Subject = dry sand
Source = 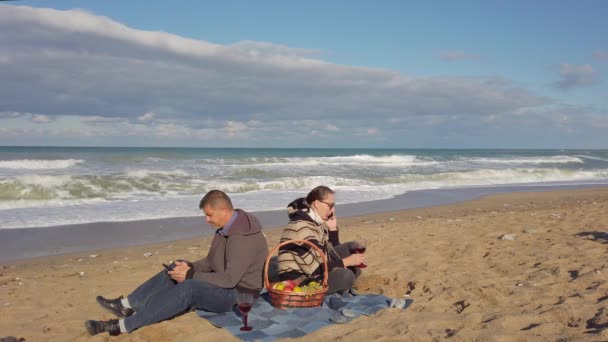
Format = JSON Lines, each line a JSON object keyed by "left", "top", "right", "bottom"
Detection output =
{"left": 1, "top": 187, "right": 607, "bottom": 341}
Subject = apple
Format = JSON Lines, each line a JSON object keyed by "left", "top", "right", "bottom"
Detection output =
{"left": 282, "top": 280, "right": 296, "bottom": 291}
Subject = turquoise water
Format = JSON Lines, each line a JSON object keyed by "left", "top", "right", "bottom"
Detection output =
{"left": 1, "top": 147, "right": 608, "bottom": 228}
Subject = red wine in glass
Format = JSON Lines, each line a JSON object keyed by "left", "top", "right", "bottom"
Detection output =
{"left": 237, "top": 292, "right": 253, "bottom": 331}
{"left": 354, "top": 241, "right": 367, "bottom": 268}
{"left": 238, "top": 303, "right": 252, "bottom": 314}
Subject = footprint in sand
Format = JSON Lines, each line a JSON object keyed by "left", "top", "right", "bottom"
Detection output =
{"left": 453, "top": 300, "right": 470, "bottom": 314}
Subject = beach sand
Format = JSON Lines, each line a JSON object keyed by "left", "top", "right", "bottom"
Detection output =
{"left": 1, "top": 187, "right": 607, "bottom": 341}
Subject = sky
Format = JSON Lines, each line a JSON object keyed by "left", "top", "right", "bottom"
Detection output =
{"left": 0, "top": 1, "right": 607, "bottom": 148}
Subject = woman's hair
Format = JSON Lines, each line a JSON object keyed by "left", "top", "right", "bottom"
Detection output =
{"left": 305, "top": 185, "right": 335, "bottom": 205}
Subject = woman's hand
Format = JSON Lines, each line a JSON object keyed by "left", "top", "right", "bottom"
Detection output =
{"left": 326, "top": 214, "right": 338, "bottom": 231}
{"left": 342, "top": 253, "right": 365, "bottom": 267}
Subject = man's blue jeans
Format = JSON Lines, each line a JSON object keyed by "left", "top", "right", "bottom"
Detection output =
{"left": 123, "top": 268, "right": 237, "bottom": 333}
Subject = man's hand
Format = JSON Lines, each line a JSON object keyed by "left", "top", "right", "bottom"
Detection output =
{"left": 168, "top": 260, "right": 191, "bottom": 283}
{"left": 325, "top": 214, "right": 338, "bottom": 231}
{"left": 342, "top": 253, "right": 365, "bottom": 267}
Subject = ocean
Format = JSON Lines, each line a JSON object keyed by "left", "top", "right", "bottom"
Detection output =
{"left": 1, "top": 147, "right": 608, "bottom": 229}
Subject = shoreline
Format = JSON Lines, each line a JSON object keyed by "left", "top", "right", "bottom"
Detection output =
{"left": 2, "top": 182, "right": 608, "bottom": 262}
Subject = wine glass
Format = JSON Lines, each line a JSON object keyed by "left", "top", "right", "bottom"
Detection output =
{"left": 237, "top": 292, "right": 253, "bottom": 331}
{"left": 353, "top": 239, "right": 367, "bottom": 268}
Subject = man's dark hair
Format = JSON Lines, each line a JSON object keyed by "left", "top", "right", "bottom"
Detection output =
{"left": 199, "top": 190, "right": 233, "bottom": 210}
{"left": 305, "top": 185, "right": 335, "bottom": 204}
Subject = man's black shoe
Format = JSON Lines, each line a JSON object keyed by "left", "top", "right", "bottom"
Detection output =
{"left": 96, "top": 295, "right": 134, "bottom": 318}
{"left": 85, "top": 319, "right": 121, "bottom": 336}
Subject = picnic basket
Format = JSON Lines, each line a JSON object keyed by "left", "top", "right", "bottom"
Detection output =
{"left": 264, "top": 239, "right": 328, "bottom": 309}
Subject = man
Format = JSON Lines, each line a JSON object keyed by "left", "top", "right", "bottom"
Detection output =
{"left": 85, "top": 190, "right": 268, "bottom": 336}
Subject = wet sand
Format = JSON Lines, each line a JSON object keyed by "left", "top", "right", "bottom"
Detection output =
{"left": 1, "top": 187, "right": 607, "bottom": 341}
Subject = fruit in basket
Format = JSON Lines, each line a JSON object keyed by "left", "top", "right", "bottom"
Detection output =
{"left": 308, "top": 281, "right": 320, "bottom": 288}
{"left": 283, "top": 280, "right": 296, "bottom": 291}
{"left": 294, "top": 281, "right": 323, "bottom": 294}
{"left": 272, "top": 280, "right": 298, "bottom": 292}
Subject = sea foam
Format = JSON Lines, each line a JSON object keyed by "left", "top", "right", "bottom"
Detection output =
{"left": 0, "top": 159, "right": 83, "bottom": 169}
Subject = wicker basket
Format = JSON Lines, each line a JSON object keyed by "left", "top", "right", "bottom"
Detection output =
{"left": 264, "top": 239, "right": 329, "bottom": 309}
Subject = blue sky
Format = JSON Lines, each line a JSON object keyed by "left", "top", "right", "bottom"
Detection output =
{"left": 0, "top": 1, "right": 607, "bottom": 148}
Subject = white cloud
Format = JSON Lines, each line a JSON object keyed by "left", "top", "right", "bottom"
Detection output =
{"left": 584, "top": 115, "right": 608, "bottom": 128}
{"left": 482, "top": 114, "right": 498, "bottom": 123}
{"left": 353, "top": 127, "right": 380, "bottom": 136}
{"left": 80, "top": 115, "right": 125, "bottom": 123}
{"left": 229, "top": 41, "right": 325, "bottom": 58}
{"left": 593, "top": 50, "right": 608, "bottom": 61}
{"left": 30, "top": 114, "right": 52, "bottom": 123}
{"left": 0, "top": 127, "right": 28, "bottom": 136}
{"left": 325, "top": 124, "right": 340, "bottom": 132}
{"left": 246, "top": 120, "right": 263, "bottom": 127}
{"left": 0, "top": 111, "right": 27, "bottom": 118}
{"left": 156, "top": 123, "right": 184, "bottom": 137}
{"left": 224, "top": 121, "right": 248, "bottom": 137}
{"left": 553, "top": 63, "right": 599, "bottom": 90}
{"left": 0, "top": 4, "right": 604, "bottom": 148}
{"left": 138, "top": 112, "right": 156, "bottom": 122}
{"left": 0, "top": 4, "right": 546, "bottom": 125}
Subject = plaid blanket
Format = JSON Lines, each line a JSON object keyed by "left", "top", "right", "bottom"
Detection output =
{"left": 197, "top": 291, "right": 412, "bottom": 341}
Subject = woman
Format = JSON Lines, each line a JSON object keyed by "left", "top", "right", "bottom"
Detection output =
{"left": 277, "top": 185, "right": 365, "bottom": 294}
